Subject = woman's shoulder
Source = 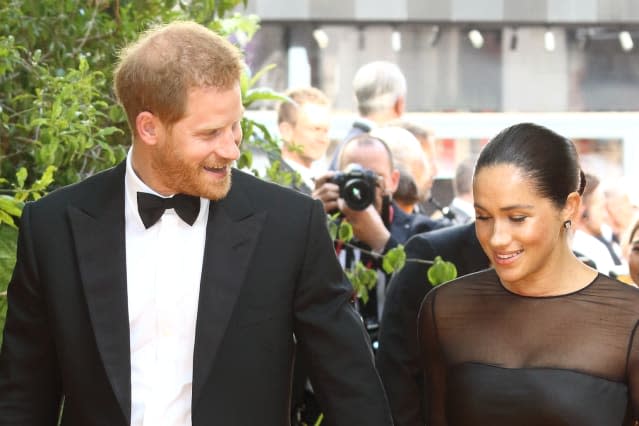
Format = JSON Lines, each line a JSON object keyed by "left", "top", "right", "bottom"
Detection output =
{"left": 425, "top": 268, "right": 498, "bottom": 303}
{"left": 593, "top": 273, "right": 639, "bottom": 297}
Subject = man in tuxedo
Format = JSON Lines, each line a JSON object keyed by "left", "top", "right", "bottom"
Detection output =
{"left": 376, "top": 222, "right": 489, "bottom": 426}
{"left": 0, "top": 22, "right": 392, "bottom": 426}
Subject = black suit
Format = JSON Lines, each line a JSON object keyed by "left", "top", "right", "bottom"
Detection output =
{"left": 389, "top": 206, "right": 446, "bottom": 247}
{"left": 376, "top": 222, "right": 489, "bottom": 426}
{"left": 0, "top": 162, "right": 392, "bottom": 426}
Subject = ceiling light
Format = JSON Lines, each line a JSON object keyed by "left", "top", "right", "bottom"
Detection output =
{"left": 391, "top": 28, "right": 402, "bottom": 52}
{"left": 312, "top": 28, "right": 329, "bottom": 49}
{"left": 619, "top": 31, "right": 634, "bottom": 51}
{"left": 544, "top": 29, "right": 556, "bottom": 52}
{"left": 468, "top": 29, "right": 484, "bottom": 49}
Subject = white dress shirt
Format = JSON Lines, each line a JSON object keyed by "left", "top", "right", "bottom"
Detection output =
{"left": 124, "top": 152, "right": 209, "bottom": 426}
{"left": 283, "top": 158, "right": 317, "bottom": 191}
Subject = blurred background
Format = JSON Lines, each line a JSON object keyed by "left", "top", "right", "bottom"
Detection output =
{"left": 239, "top": 0, "right": 639, "bottom": 185}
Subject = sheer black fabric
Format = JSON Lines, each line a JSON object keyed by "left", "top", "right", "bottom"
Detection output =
{"left": 419, "top": 269, "right": 639, "bottom": 426}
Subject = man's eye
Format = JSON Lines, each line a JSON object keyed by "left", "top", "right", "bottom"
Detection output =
{"left": 475, "top": 215, "right": 490, "bottom": 221}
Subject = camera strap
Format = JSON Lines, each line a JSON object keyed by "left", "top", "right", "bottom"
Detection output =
{"left": 381, "top": 195, "right": 393, "bottom": 229}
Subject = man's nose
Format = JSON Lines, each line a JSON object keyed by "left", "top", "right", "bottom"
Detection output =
{"left": 217, "top": 128, "right": 241, "bottom": 161}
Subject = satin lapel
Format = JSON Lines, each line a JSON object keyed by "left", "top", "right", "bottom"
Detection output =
{"left": 192, "top": 174, "right": 267, "bottom": 406}
{"left": 68, "top": 162, "right": 131, "bottom": 424}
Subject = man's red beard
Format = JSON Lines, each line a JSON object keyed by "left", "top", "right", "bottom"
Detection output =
{"left": 151, "top": 140, "right": 233, "bottom": 200}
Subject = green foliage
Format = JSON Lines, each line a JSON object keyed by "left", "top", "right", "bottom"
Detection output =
{"left": 0, "top": 225, "right": 18, "bottom": 347}
{"left": 346, "top": 262, "right": 378, "bottom": 305}
{"left": 329, "top": 216, "right": 459, "bottom": 300}
{"left": 427, "top": 256, "right": 458, "bottom": 286}
{"left": 382, "top": 245, "right": 406, "bottom": 275}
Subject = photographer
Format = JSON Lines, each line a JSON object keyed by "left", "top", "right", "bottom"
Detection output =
{"left": 313, "top": 134, "right": 440, "bottom": 341}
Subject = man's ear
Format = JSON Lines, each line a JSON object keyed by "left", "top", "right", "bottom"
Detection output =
{"left": 563, "top": 191, "right": 582, "bottom": 224}
{"left": 278, "top": 121, "right": 293, "bottom": 145}
{"left": 388, "top": 168, "right": 401, "bottom": 194}
{"left": 394, "top": 95, "right": 406, "bottom": 117}
{"left": 136, "top": 111, "right": 161, "bottom": 146}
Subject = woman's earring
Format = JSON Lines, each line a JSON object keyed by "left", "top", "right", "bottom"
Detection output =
{"left": 563, "top": 220, "right": 572, "bottom": 230}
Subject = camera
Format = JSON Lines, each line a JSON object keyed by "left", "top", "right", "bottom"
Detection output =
{"left": 331, "top": 164, "right": 379, "bottom": 211}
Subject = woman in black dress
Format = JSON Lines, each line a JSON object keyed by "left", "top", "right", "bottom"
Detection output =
{"left": 419, "top": 122, "right": 639, "bottom": 426}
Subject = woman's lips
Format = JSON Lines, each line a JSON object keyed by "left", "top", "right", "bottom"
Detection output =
{"left": 493, "top": 249, "right": 523, "bottom": 265}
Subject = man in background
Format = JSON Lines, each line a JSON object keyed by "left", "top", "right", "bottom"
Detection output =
{"left": 370, "top": 126, "right": 434, "bottom": 216}
{"left": 329, "top": 61, "right": 407, "bottom": 169}
{"left": 277, "top": 87, "right": 332, "bottom": 194}
{"left": 444, "top": 156, "right": 476, "bottom": 225}
{"left": 314, "top": 134, "right": 439, "bottom": 348}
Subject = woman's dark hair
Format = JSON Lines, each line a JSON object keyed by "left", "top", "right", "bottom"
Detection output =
{"left": 474, "top": 122, "right": 584, "bottom": 208}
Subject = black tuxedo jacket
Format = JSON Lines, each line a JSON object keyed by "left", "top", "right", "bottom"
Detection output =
{"left": 0, "top": 162, "right": 392, "bottom": 426}
{"left": 375, "top": 222, "right": 489, "bottom": 426}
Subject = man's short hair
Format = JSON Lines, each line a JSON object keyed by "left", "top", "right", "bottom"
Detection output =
{"left": 277, "top": 87, "right": 330, "bottom": 125}
{"left": 338, "top": 133, "right": 394, "bottom": 172}
{"left": 388, "top": 119, "right": 434, "bottom": 144}
{"left": 113, "top": 21, "right": 244, "bottom": 136}
{"left": 352, "top": 61, "right": 406, "bottom": 116}
{"left": 370, "top": 126, "right": 424, "bottom": 172}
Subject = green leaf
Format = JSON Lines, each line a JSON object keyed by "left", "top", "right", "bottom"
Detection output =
{"left": 337, "top": 221, "right": 353, "bottom": 243}
{"left": 427, "top": 256, "right": 458, "bottom": 286}
{"left": 0, "top": 195, "right": 23, "bottom": 217}
{"left": 327, "top": 220, "right": 338, "bottom": 241}
{"left": 347, "top": 261, "right": 378, "bottom": 305}
{"left": 236, "top": 149, "right": 253, "bottom": 170}
{"left": 382, "top": 245, "right": 406, "bottom": 274}
{"left": 95, "top": 126, "right": 123, "bottom": 138}
{"left": 0, "top": 211, "right": 16, "bottom": 228}
{"left": 249, "top": 63, "right": 277, "bottom": 88}
{"left": 243, "top": 88, "right": 289, "bottom": 107}
{"left": 15, "top": 168, "right": 27, "bottom": 189}
{"left": 240, "top": 67, "right": 250, "bottom": 97}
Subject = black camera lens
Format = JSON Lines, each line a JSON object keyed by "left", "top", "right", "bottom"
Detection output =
{"left": 331, "top": 164, "right": 379, "bottom": 211}
{"left": 342, "top": 178, "right": 375, "bottom": 210}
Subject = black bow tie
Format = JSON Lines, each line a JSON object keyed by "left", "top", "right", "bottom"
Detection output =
{"left": 137, "top": 192, "right": 200, "bottom": 229}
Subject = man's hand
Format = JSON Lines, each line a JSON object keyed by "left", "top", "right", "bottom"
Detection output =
{"left": 312, "top": 171, "right": 340, "bottom": 214}
{"left": 339, "top": 202, "right": 390, "bottom": 253}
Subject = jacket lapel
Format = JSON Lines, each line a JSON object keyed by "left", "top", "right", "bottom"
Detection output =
{"left": 68, "top": 162, "right": 131, "bottom": 423}
{"left": 192, "top": 171, "right": 267, "bottom": 406}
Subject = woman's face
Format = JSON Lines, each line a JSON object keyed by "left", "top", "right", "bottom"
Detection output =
{"left": 629, "top": 227, "right": 639, "bottom": 285}
{"left": 473, "top": 164, "right": 569, "bottom": 290}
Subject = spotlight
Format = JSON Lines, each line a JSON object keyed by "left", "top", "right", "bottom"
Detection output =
{"left": 391, "top": 28, "right": 402, "bottom": 52}
{"left": 468, "top": 29, "right": 484, "bottom": 49}
{"left": 619, "top": 31, "right": 634, "bottom": 51}
{"left": 544, "top": 29, "right": 555, "bottom": 52}
{"left": 312, "top": 27, "right": 329, "bottom": 49}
